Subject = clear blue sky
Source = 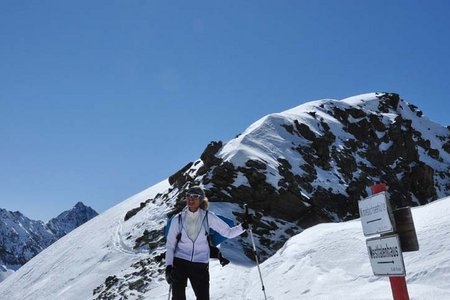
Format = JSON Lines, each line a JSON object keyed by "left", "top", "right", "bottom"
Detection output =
{"left": 1, "top": 0, "right": 449, "bottom": 221}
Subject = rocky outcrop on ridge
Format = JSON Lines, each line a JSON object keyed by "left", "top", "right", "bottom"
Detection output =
{"left": 127, "top": 92, "right": 449, "bottom": 259}
{"left": 166, "top": 93, "right": 449, "bottom": 224}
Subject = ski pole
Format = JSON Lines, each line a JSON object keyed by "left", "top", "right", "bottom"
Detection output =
{"left": 168, "top": 284, "right": 172, "bottom": 300}
{"left": 245, "top": 204, "right": 267, "bottom": 300}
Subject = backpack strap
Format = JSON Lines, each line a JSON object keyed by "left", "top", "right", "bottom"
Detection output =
{"left": 203, "top": 210, "right": 210, "bottom": 237}
{"left": 203, "top": 210, "right": 215, "bottom": 248}
{"left": 174, "top": 213, "right": 182, "bottom": 249}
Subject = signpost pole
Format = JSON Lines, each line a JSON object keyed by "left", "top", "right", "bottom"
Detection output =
{"left": 371, "top": 184, "right": 410, "bottom": 300}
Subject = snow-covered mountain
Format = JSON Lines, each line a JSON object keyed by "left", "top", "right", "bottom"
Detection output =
{"left": 47, "top": 201, "right": 99, "bottom": 239}
{"left": 0, "top": 202, "right": 98, "bottom": 281}
{"left": 0, "top": 92, "right": 448, "bottom": 299}
{"left": 164, "top": 92, "right": 449, "bottom": 259}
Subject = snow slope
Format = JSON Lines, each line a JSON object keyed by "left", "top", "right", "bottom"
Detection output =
{"left": 145, "top": 196, "right": 450, "bottom": 300}
{"left": 0, "top": 180, "right": 171, "bottom": 299}
{"left": 0, "top": 183, "right": 449, "bottom": 299}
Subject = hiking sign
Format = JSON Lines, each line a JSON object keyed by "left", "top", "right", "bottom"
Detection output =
{"left": 359, "top": 191, "right": 395, "bottom": 236}
{"left": 366, "top": 234, "right": 406, "bottom": 276}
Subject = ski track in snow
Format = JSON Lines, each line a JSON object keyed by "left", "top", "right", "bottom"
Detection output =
{"left": 112, "top": 218, "right": 136, "bottom": 256}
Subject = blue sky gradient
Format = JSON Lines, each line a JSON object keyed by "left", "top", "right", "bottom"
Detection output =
{"left": 1, "top": 0, "right": 450, "bottom": 220}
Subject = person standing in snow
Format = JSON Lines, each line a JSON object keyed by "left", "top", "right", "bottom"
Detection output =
{"left": 165, "top": 186, "right": 252, "bottom": 300}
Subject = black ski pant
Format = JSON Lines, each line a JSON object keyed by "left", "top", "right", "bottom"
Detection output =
{"left": 172, "top": 257, "right": 209, "bottom": 300}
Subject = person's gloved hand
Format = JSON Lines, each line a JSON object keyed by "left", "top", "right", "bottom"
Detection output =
{"left": 218, "top": 252, "right": 230, "bottom": 267}
{"left": 241, "top": 213, "right": 254, "bottom": 230}
{"left": 165, "top": 265, "right": 173, "bottom": 284}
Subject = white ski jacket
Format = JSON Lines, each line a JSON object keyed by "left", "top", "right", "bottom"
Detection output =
{"left": 165, "top": 208, "right": 245, "bottom": 266}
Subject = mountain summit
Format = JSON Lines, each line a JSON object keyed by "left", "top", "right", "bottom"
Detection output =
{"left": 0, "top": 93, "right": 448, "bottom": 299}
{"left": 169, "top": 92, "right": 449, "bottom": 225}
{"left": 47, "top": 201, "right": 98, "bottom": 238}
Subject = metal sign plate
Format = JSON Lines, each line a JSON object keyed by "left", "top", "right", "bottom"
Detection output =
{"left": 358, "top": 192, "right": 395, "bottom": 236}
{"left": 366, "top": 234, "right": 405, "bottom": 276}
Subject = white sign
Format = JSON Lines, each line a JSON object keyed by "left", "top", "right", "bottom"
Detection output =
{"left": 358, "top": 192, "right": 394, "bottom": 236}
{"left": 366, "top": 234, "right": 405, "bottom": 276}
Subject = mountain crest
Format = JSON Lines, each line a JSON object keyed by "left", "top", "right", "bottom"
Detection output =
{"left": 47, "top": 202, "right": 98, "bottom": 238}
{"left": 162, "top": 92, "right": 449, "bottom": 255}
{"left": 91, "top": 92, "right": 449, "bottom": 298}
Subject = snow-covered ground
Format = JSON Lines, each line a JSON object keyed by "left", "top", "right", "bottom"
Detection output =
{"left": 0, "top": 179, "right": 172, "bottom": 300}
{"left": 0, "top": 174, "right": 449, "bottom": 300}
{"left": 147, "top": 196, "right": 450, "bottom": 300}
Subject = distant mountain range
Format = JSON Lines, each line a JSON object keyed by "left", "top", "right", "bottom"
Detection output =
{"left": 0, "top": 92, "right": 448, "bottom": 299}
{"left": 0, "top": 202, "right": 98, "bottom": 281}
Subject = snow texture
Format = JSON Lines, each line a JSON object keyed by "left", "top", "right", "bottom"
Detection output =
{"left": 0, "top": 179, "right": 449, "bottom": 299}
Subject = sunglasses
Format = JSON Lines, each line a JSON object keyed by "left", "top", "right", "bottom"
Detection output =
{"left": 186, "top": 193, "right": 202, "bottom": 200}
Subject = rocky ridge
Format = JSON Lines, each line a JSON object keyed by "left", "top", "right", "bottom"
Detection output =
{"left": 93, "top": 92, "right": 449, "bottom": 299}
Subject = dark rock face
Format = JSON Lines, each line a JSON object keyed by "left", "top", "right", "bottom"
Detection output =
{"left": 296, "top": 120, "right": 316, "bottom": 141}
{"left": 200, "top": 141, "right": 223, "bottom": 166}
{"left": 407, "top": 162, "right": 436, "bottom": 205}
{"left": 168, "top": 162, "right": 193, "bottom": 186}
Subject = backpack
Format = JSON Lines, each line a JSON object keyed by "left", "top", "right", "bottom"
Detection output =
{"left": 165, "top": 211, "right": 233, "bottom": 266}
